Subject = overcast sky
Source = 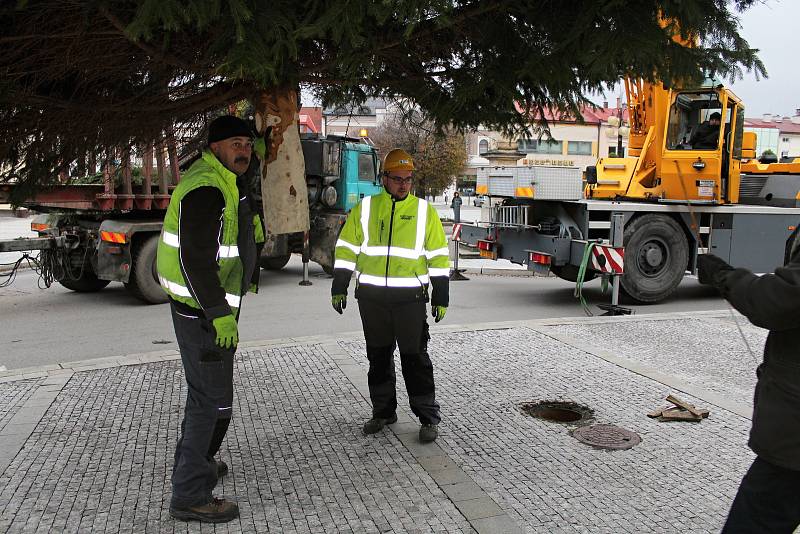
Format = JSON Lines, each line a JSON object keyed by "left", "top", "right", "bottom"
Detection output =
{"left": 592, "top": 1, "right": 799, "bottom": 117}
{"left": 727, "top": 0, "right": 799, "bottom": 117}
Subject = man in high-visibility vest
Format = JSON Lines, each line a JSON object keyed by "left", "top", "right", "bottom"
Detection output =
{"left": 157, "top": 115, "right": 264, "bottom": 523}
{"left": 331, "top": 148, "right": 450, "bottom": 443}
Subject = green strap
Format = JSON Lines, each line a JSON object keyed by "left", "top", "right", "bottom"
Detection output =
{"left": 574, "top": 241, "right": 594, "bottom": 316}
{"left": 574, "top": 241, "right": 613, "bottom": 316}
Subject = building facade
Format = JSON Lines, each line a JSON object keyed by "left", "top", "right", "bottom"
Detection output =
{"left": 321, "top": 98, "right": 392, "bottom": 138}
{"left": 744, "top": 110, "right": 800, "bottom": 159}
{"left": 460, "top": 104, "right": 630, "bottom": 192}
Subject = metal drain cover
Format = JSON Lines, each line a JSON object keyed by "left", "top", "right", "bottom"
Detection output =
{"left": 572, "top": 424, "right": 641, "bottom": 450}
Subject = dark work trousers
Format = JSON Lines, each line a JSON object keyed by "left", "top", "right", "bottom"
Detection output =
{"left": 357, "top": 298, "right": 440, "bottom": 425}
{"left": 169, "top": 304, "right": 235, "bottom": 508}
{"left": 722, "top": 457, "right": 800, "bottom": 533}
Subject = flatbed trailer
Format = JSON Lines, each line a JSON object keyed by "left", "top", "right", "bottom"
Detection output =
{"left": 0, "top": 134, "right": 382, "bottom": 303}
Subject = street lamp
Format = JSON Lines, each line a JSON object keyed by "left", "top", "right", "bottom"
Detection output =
{"left": 606, "top": 115, "right": 630, "bottom": 157}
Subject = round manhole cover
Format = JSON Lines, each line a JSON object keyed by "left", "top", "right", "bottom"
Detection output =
{"left": 520, "top": 401, "right": 593, "bottom": 424}
{"left": 572, "top": 424, "right": 641, "bottom": 450}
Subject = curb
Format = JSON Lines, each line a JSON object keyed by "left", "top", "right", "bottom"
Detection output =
{"left": 461, "top": 267, "right": 531, "bottom": 277}
{"left": 0, "top": 310, "right": 737, "bottom": 383}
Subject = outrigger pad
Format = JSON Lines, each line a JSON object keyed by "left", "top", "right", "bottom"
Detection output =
{"left": 597, "top": 303, "right": 633, "bottom": 316}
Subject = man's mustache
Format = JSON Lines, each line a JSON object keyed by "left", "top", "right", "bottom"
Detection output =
{"left": 235, "top": 156, "right": 249, "bottom": 164}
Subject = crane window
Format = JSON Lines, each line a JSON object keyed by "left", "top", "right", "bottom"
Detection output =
{"left": 666, "top": 92, "right": 723, "bottom": 150}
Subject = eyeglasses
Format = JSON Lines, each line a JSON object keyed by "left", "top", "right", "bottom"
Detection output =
{"left": 387, "top": 175, "right": 413, "bottom": 185}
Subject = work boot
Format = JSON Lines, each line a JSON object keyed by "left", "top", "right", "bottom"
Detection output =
{"left": 169, "top": 497, "right": 239, "bottom": 523}
{"left": 362, "top": 415, "right": 398, "bottom": 435}
{"left": 419, "top": 424, "right": 438, "bottom": 443}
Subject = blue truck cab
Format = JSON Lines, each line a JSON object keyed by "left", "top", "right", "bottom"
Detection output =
{"left": 338, "top": 140, "right": 383, "bottom": 210}
{"left": 298, "top": 134, "right": 383, "bottom": 272}
{"left": 300, "top": 133, "right": 382, "bottom": 213}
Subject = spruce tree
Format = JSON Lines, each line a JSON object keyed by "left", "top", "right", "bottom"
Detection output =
{"left": 0, "top": 0, "right": 765, "bottom": 201}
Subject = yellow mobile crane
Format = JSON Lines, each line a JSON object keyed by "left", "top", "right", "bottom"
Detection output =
{"left": 458, "top": 30, "right": 800, "bottom": 304}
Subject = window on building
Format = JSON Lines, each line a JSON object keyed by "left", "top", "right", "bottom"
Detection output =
{"left": 478, "top": 139, "right": 489, "bottom": 154}
{"left": 567, "top": 141, "right": 593, "bottom": 155}
{"left": 608, "top": 146, "right": 625, "bottom": 157}
{"left": 517, "top": 138, "right": 563, "bottom": 154}
{"left": 783, "top": 137, "right": 790, "bottom": 143}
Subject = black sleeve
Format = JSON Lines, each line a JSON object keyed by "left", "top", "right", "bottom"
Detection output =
{"left": 718, "top": 261, "right": 800, "bottom": 331}
{"left": 178, "top": 187, "right": 232, "bottom": 320}
{"left": 331, "top": 269, "right": 352, "bottom": 296}
{"left": 430, "top": 277, "right": 449, "bottom": 307}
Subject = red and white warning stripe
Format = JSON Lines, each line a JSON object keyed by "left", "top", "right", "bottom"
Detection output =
{"left": 451, "top": 223, "right": 462, "bottom": 241}
{"left": 590, "top": 245, "right": 624, "bottom": 274}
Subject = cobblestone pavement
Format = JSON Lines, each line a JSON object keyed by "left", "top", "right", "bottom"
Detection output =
{"left": 342, "top": 326, "right": 754, "bottom": 533}
{"left": 546, "top": 315, "right": 767, "bottom": 409}
{"left": 0, "top": 345, "right": 471, "bottom": 534}
{"left": 0, "top": 378, "right": 42, "bottom": 432}
{"left": 0, "top": 316, "right": 760, "bottom": 533}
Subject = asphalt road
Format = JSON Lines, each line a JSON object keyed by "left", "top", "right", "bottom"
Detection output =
{"left": 0, "top": 256, "right": 728, "bottom": 370}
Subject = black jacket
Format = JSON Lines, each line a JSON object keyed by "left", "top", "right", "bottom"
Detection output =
{"left": 172, "top": 172, "right": 262, "bottom": 320}
{"left": 716, "top": 240, "right": 800, "bottom": 471}
{"left": 690, "top": 121, "right": 720, "bottom": 149}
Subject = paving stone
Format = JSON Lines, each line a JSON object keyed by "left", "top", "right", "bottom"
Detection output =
{"left": 1, "top": 319, "right": 762, "bottom": 532}
{"left": 0, "top": 378, "right": 42, "bottom": 433}
{"left": 0, "top": 344, "right": 470, "bottom": 533}
{"left": 340, "top": 326, "right": 754, "bottom": 532}
{"left": 545, "top": 317, "right": 766, "bottom": 410}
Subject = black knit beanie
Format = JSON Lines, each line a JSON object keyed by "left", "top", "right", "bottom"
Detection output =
{"left": 208, "top": 115, "right": 253, "bottom": 144}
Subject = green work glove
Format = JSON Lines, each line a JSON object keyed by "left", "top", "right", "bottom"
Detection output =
{"left": 432, "top": 305, "right": 447, "bottom": 323}
{"left": 211, "top": 314, "right": 238, "bottom": 349}
{"left": 332, "top": 294, "right": 347, "bottom": 314}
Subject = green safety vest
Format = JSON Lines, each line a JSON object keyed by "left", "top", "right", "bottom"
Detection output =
{"left": 156, "top": 150, "right": 264, "bottom": 313}
{"left": 334, "top": 190, "right": 449, "bottom": 288}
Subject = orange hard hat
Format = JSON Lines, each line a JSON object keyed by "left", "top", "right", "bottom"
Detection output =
{"left": 382, "top": 148, "right": 415, "bottom": 173}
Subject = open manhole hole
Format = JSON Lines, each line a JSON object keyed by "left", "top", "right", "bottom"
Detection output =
{"left": 572, "top": 424, "right": 641, "bottom": 450}
{"left": 520, "top": 401, "right": 593, "bottom": 424}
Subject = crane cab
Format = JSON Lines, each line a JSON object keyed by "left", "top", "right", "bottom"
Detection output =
{"left": 590, "top": 82, "right": 745, "bottom": 205}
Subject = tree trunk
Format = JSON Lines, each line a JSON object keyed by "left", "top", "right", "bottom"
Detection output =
{"left": 254, "top": 87, "right": 309, "bottom": 235}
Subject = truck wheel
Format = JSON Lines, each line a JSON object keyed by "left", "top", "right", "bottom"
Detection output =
{"left": 125, "top": 235, "right": 168, "bottom": 304}
{"left": 620, "top": 214, "right": 689, "bottom": 303}
{"left": 58, "top": 268, "right": 110, "bottom": 292}
{"left": 260, "top": 254, "right": 291, "bottom": 270}
{"left": 551, "top": 264, "right": 597, "bottom": 283}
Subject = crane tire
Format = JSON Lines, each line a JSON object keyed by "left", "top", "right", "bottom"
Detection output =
{"left": 620, "top": 214, "right": 688, "bottom": 303}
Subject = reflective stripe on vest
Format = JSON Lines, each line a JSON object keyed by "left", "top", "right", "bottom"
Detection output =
{"left": 333, "top": 259, "right": 357, "bottom": 271}
{"left": 161, "top": 230, "right": 240, "bottom": 259}
{"left": 158, "top": 275, "right": 241, "bottom": 308}
{"left": 357, "top": 272, "right": 430, "bottom": 287}
{"left": 335, "top": 239, "right": 361, "bottom": 255}
{"left": 358, "top": 196, "right": 429, "bottom": 259}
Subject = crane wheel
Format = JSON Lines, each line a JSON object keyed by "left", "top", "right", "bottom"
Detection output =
{"left": 620, "top": 214, "right": 689, "bottom": 303}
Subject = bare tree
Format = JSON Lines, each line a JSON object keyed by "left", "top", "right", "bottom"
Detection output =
{"left": 373, "top": 111, "right": 466, "bottom": 198}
